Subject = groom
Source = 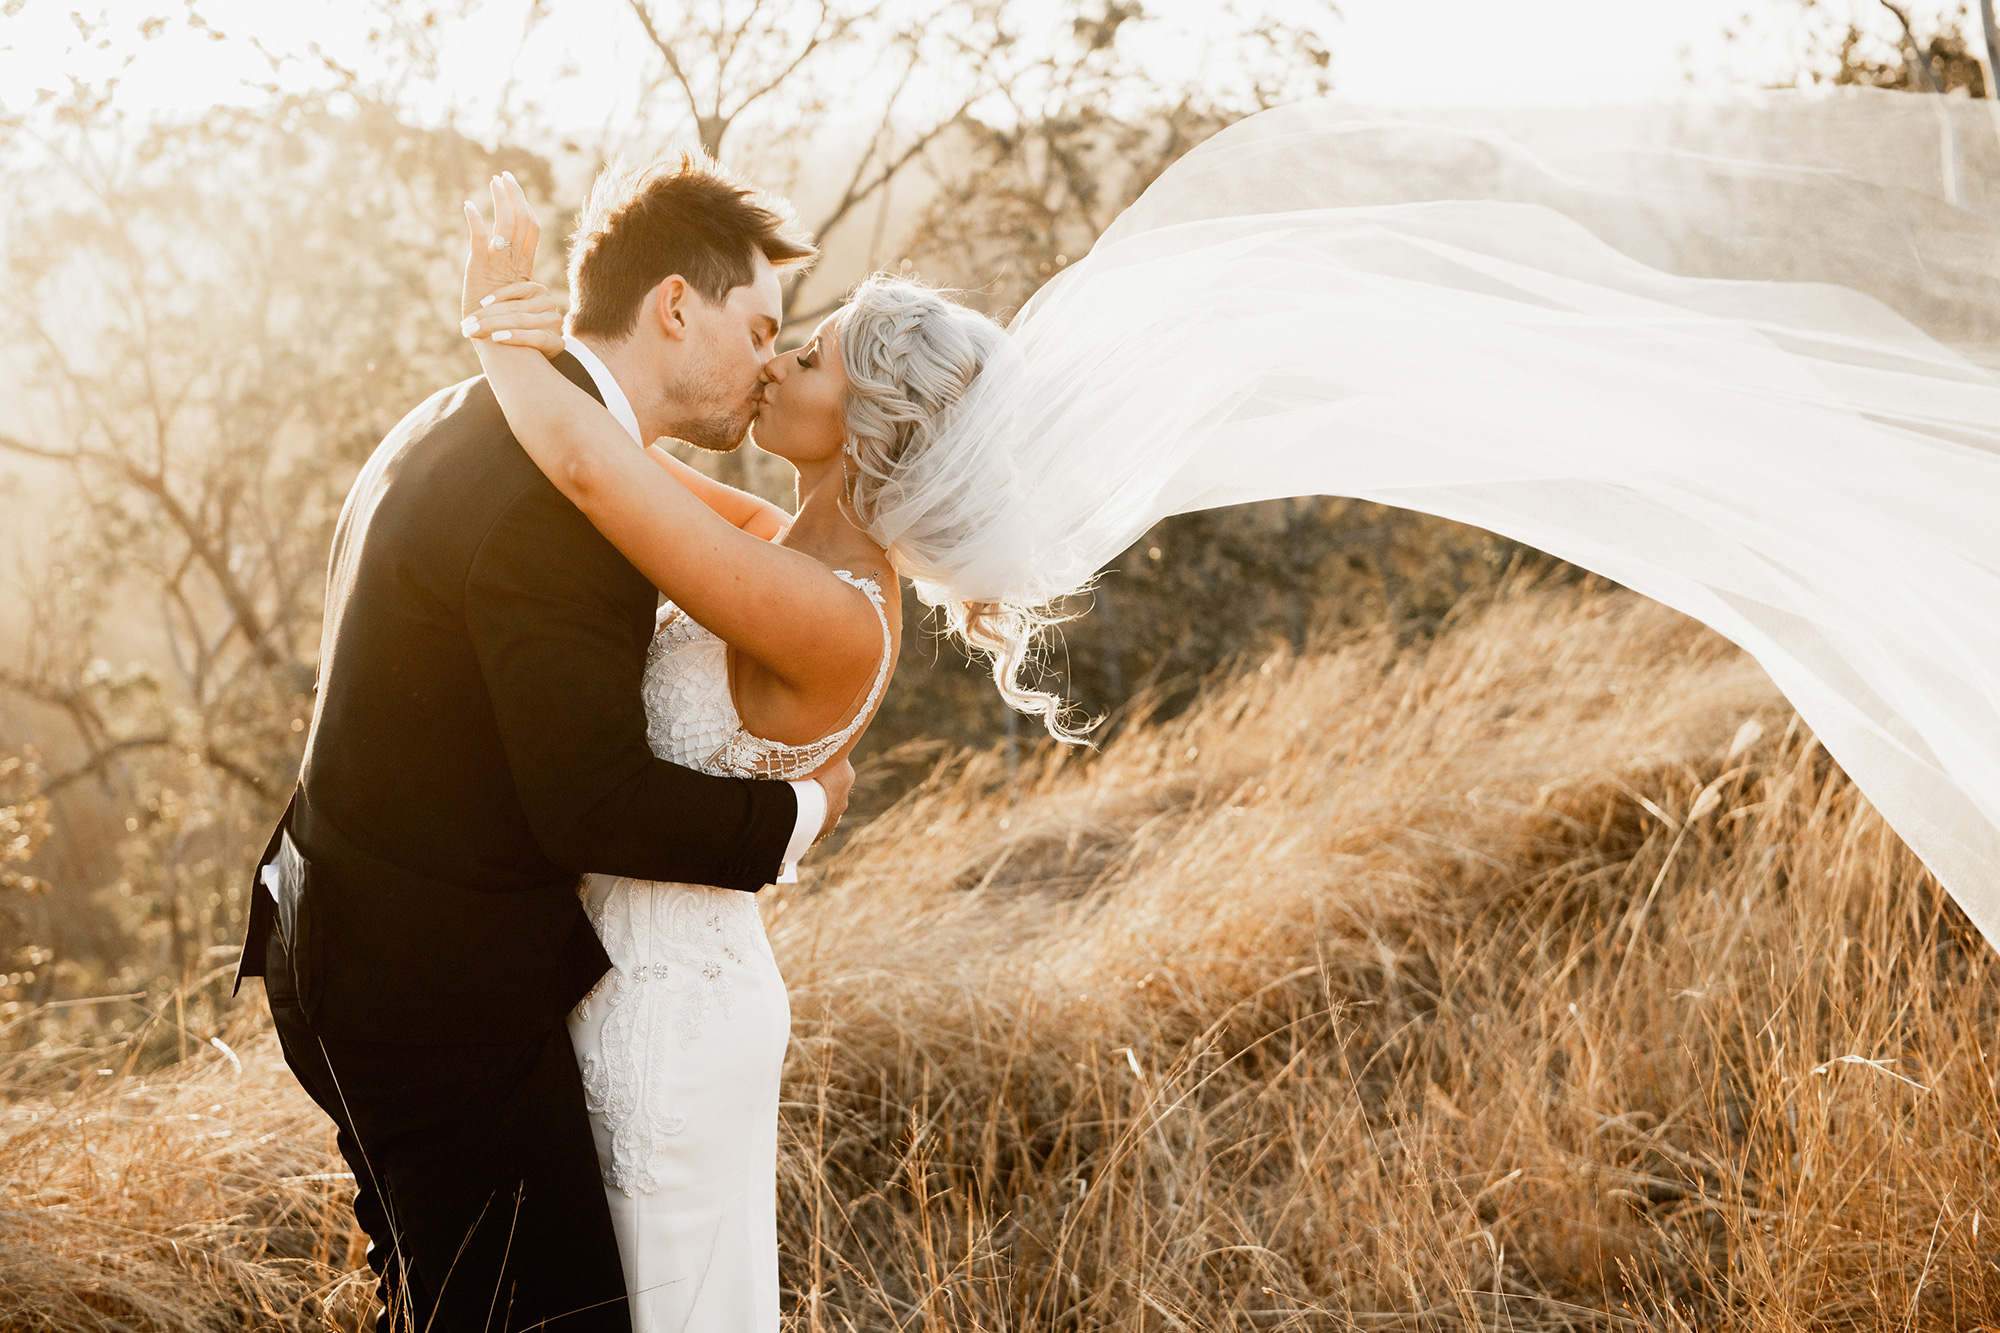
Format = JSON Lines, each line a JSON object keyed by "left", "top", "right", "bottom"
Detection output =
{"left": 235, "top": 156, "right": 844, "bottom": 1332}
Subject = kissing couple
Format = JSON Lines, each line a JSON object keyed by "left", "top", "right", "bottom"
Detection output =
{"left": 242, "top": 101, "right": 2000, "bottom": 1333}
{"left": 239, "top": 156, "right": 1013, "bottom": 1331}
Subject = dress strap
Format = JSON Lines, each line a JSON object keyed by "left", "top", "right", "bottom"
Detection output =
{"left": 817, "top": 570, "right": 893, "bottom": 743}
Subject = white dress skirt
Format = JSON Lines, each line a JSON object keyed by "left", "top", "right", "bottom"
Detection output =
{"left": 567, "top": 876, "right": 789, "bottom": 1333}
{"left": 566, "top": 573, "right": 891, "bottom": 1332}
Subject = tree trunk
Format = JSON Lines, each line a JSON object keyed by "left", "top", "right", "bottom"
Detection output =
{"left": 1880, "top": 0, "right": 1964, "bottom": 204}
{"left": 698, "top": 114, "right": 728, "bottom": 159}
{"left": 1983, "top": 0, "right": 2000, "bottom": 93}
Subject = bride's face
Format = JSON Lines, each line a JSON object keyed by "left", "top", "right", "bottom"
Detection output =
{"left": 750, "top": 314, "right": 849, "bottom": 465}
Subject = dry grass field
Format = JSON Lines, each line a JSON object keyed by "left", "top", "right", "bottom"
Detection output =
{"left": 5, "top": 577, "right": 1998, "bottom": 1332}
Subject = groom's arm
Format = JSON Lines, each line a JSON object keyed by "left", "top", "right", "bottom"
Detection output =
{"left": 466, "top": 477, "right": 805, "bottom": 891}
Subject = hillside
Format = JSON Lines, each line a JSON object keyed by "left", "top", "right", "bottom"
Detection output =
{"left": 4, "top": 578, "right": 1995, "bottom": 1331}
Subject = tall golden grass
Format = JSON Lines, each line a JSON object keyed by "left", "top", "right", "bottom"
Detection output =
{"left": 5, "top": 578, "right": 1998, "bottom": 1331}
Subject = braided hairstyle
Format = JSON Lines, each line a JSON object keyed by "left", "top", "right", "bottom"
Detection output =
{"left": 835, "top": 273, "right": 1089, "bottom": 741}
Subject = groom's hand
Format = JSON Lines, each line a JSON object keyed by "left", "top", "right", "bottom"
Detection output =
{"left": 814, "top": 760, "right": 854, "bottom": 842}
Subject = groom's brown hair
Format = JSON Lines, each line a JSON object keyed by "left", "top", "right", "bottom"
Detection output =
{"left": 567, "top": 151, "right": 817, "bottom": 340}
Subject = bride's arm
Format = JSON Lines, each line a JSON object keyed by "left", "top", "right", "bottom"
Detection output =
{"left": 647, "top": 448, "right": 788, "bottom": 541}
{"left": 460, "top": 178, "right": 876, "bottom": 693}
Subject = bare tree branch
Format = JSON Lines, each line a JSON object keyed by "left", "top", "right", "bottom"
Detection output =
{"left": 0, "top": 431, "right": 77, "bottom": 464}
{"left": 196, "top": 744, "right": 276, "bottom": 799}
{"left": 44, "top": 736, "right": 172, "bottom": 795}
{"left": 784, "top": 96, "right": 979, "bottom": 319}
{"left": 728, "top": 2, "right": 842, "bottom": 125}
{"left": 2, "top": 416, "right": 285, "bottom": 673}
{"left": 1880, "top": 0, "right": 1944, "bottom": 92}
{"left": 716, "top": 0, "right": 774, "bottom": 91}
{"left": 0, "top": 667, "right": 118, "bottom": 774}
{"left": 44, "top": 735, "right": 274, "bottom": 799}
{"left": 1983, "top": 0, "right": 2000, "bottom": 94}
{"left": 627, "top": 0, "right": 707, "bottom": 121}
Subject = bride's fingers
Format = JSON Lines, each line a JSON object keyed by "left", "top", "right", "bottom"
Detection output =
{"left": 468, "top": 296, "right": 560, "bottom": 322}
{"left": 489, "top": 173, "right": 517, "bottom": 247}
{"left": 466, "top": 290, "right": 560, "bottom": 324}
{"left": 460, "top": 271, "right": 563, "bottom": 355}
{"left": 502, "top": 171, "right": 539, "bottom": 258}
{"left": 473, "top": 281, "right": 548, "bottom": 308}
{"left": 463, "top": 199, "right": 492, "bottom": 250}
{"left": 463, "top": 317, "right": 564, "bottom": 354}
{"left": 461, "top": 177, "right": 539, "bottom": 321}
{"left": 480, "top": 327, "right": 564, "bottom": 353}
{"left": 460, "top": 303, "right": 563, "bottom": 337}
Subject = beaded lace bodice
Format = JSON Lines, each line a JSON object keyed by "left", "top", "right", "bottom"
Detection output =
{"left": 575, "top": 570, "right": 890, "bottom": 1196}
{"left": 639, "top": 569, "right": 892, "bottom": 781}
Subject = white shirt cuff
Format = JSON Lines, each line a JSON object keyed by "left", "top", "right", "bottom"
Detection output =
{"left": 780, "top": 779, "right": 825, "bottom": 884}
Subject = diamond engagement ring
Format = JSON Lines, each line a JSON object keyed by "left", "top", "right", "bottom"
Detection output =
{"left": 487, "top": 234, "right": 511, "bottom": 251}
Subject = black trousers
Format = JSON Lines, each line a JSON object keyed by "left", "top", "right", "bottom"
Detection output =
{"left": 264, "top": 931, "right": 630, "bottom": 1333}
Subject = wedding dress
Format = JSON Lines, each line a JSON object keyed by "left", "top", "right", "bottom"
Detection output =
{"left": 566, "top": 571, "right": 890, "bottom": 1333}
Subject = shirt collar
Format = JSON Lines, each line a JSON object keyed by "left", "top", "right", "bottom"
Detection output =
{"left": 563, "top": 335, "right": 644, "bottom": 447}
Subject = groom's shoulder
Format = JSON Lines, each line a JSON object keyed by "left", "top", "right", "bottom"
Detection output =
{"left": 369, "top": 373, "right": 554, "bottom": 526}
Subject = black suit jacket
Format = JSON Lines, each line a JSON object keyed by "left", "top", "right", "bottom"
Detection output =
{"left": 237, "top": 353, "right": 798, "bottom": 1042}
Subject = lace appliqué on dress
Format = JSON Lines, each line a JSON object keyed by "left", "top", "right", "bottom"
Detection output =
{"left": 575, "top": 878, "right": 771, "bottom": 1195}
{"left": 580, "top": 569, "right": 890, "bottom": 1197}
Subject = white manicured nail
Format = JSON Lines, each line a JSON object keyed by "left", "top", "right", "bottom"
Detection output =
{"left": 460, "top": 316, "right": 479, "bottom": 336}
{"left": 493, "top": 330, "right": 513, "bottom": 342}
{"left": 479, "top": 294, "right": 497, "bottom": 308}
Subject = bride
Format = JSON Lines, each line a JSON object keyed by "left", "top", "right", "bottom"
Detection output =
{"left": 460, "top": 90, "right": 2000, "bottom": 1327}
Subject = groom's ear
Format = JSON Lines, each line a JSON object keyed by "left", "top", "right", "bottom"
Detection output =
{"left": 652, "top": 275, "right": 694, "bottom": 343}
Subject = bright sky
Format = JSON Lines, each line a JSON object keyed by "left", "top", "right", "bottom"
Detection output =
{"left": 1337, "top": 0, "right": 1777, "bottom": 105}
{"left": 1, "top": 0, "right": 1970, "bottom": 127}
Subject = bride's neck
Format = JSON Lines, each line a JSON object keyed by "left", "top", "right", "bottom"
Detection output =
{"left": 784, "top": 456, "right": 882, "bottom": 565}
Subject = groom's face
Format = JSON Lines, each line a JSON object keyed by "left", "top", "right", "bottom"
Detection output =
{"left": 662, "top": 250, "right": 785, "bottom": 452}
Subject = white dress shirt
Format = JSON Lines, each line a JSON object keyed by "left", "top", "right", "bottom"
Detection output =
{"left": 562, "top": 336, "right": 824, "bottom": 883}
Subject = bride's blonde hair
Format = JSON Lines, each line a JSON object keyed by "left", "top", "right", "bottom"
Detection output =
{"left": 834, "top": 273, "right": 1089, "bottom": 741}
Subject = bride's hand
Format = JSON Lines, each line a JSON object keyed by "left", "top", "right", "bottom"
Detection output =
{"left": 461, "top": 171, "right": 540, "bottom": 319}
{"left": 461, "top": 282, "right": 566, "bottom": 357}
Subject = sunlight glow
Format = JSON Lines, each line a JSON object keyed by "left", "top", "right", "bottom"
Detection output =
{"left": 8, "top": 0, "right": 1970, "bottom": 130}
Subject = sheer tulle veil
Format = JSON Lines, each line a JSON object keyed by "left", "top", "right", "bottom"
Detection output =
{"left": 858, "top": 91, "right": 2000, "bottom": 948}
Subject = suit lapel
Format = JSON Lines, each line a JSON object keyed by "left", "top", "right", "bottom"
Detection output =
{"left": 551, "top": 350, "right": 606, "bottom": 405}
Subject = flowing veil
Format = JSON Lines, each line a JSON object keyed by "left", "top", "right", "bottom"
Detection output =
{"left": 860, "top": 91, "right": 2000, "bottom": 948}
